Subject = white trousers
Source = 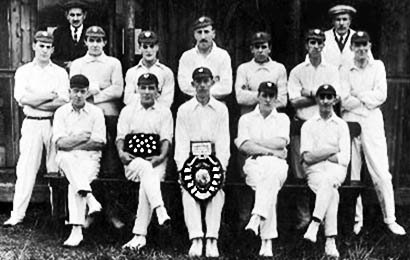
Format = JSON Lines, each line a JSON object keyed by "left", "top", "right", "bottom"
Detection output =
{"left": 125, "top": 158, "right": 166, "bottom": 236}
{"left": 56, "top": 151, "right": 100, "bottom": 225}
{"left": 182, "top": 188, "right": 225, "bottom": 240}
{"left": 305, "top": 161, "right": 346, "bottom": 237}
{"left": 12, "top": 119, "right": 57, "bottom": 220}
{"left": 343, "top": 109, "right": 396, "bottom": 224}
{"left": 243, "top": 156, "right": 288, "bottom": 239}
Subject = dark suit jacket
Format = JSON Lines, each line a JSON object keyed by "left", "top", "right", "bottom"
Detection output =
{"left": 51, "top": 25, "right": 88, "bottom": 68}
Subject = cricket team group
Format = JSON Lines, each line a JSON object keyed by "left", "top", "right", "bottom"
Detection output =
{"left": 2, "top": 0, "right": 407, "bottom": 258}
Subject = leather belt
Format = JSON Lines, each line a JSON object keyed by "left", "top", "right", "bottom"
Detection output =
{"left": 26, "top": 116, "right": 53, "bottom": 120}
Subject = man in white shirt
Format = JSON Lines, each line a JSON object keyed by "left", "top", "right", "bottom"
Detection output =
{"left": 175, "top": 67, "right": 230, "bottom": 257}
{"left": 4, "top": 31, "right": 69, "bottom": 227}
{"left": 235, "top": 81, "right": 289, "bottom": 257}
{"left": 340, "top": 31, "right": 406, "bottom": 236}
{"left": 235, "top": 32, "right": 287, "bottom": 115}
{"left": 177, "top": 16, "right": 232, "bottom": 101}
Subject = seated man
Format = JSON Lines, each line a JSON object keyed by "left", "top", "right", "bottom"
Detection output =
{"left": 117, "top": 73, "right": 172, "bottom": 250}
{"left": 235, "top": 81, "right": 289, "bottom": 257}
{"left": 175, "top": 67, "right": 230, "bottom": 257}
{"left": 53, "top": 74, "right": 106, "bottom": 247}
{"left": 301, "top": 84, "right": 350, "bottom": 258}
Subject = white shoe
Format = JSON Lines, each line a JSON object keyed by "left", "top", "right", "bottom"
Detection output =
{"left": 156, "top": 206, "right": 170, "bottom": 226}
{"left": 86, "top": 195, "right": 102, "bottom": 216}
{"left": 325, "top": 238, "right": 339, "bottom": 258}
{"left": 205, "top": 238, "right": 219, "bottom": 258}
{"left": 353, "top": 221, "right": 363, "bottom": 235}
{"left": 3, "top": 216, "right": 23, "bottom": 227}
{"left": 63, "top": 226, "right": 83, "bottom": 247}
{"left": 188, "top": 238, "right": 203, "bottom": 257}
{"left": 303, "top": 222, "right": 319, "bottom": 243}
{"left": 122, "top": 235, "right": 146, "bottom": 250}
{"left": 387, "top": 222, "right": 406, "bottom": 236}
{"left": 259, "top": 239, "right": 273, "bottom": 257}
{"left": 245, "top": 214, "right": 261, "bottom": 236}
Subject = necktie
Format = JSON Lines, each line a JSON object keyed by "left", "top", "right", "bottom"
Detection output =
{"left": 336, "top": 35, "right": 344, "bottom": 51}
{"left": 73, "top": 27, "right": 78, "bottom": 42}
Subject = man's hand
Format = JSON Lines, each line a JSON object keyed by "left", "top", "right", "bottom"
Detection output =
{"left": 146, "top": 155, "right": 164, "bottom": 168}
{"left": 119, "top": 150, "right": 136, "bottom": 165}
{"left": 273, "top": 148, "right": 288, "bottom": 159}
{"left": 74, "top": 132, "right": 91, "bottom": 143}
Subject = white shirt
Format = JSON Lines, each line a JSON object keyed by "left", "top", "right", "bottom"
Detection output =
{"left": 301, "top": 113, "right": 350, "bottom": 167}
{"left": 288, "top": 56, "right": 340, "bottom": 120}
{"left": 124, "top": 60, "right": 174, "bottom": 108}
{"left": 340, "top": 59, "right": 387, "bottom": 117}
{"left": 175, "top": 97, "right": 230, "bottom": 171}
{"left": 70, "top": 25, "right": 83, "bottom": 42}
{"left": 235, "top": 58, "right": 287, "bottom": 112}
{"left": 14, "top": 60, "right": 69, "bottom": 117}
{"left": 177, "top": 42, "right": 232, "bottom": 99}
{"left": 235, "top": 106, "right": 290, "bottom": 149}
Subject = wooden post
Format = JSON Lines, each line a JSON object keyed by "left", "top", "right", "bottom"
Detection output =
{"left": 107, "top": 0, "right": 116, "bottom": 57}
{"left": 289, "top": 0, "right": 301, "bottom": 67}
{"left": 124, "top": 0, "right": 136, "bottom": 70}
{"left": 10, "top": 0, "right": 22, "bottom": 69}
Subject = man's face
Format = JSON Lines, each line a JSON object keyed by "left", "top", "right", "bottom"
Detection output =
{"left": 66, "top": 8, "right": 86, "bottom": 28}
{"left": 316, "top": 93, "right": 336, "bottom": 112}
{"left": 141, "top": 42, "right": 159, "bottom": 62}
{"left": 257, "top": 91, "right": 276, "bottom": 112}
{"left": 351, "top": 41, "right": 371, "bottom": 60}
{"left": 192, "top": 76, "right": 213, "bottom": 99}
{"left": 194, "top": 25, "right": 215, "bottom": 51}
{"left": 306, "top": 39, "right": 324, "bottom": 57}
{"left": 251, "top": 42, "right": 271, "bottom": 63}
{"left": 85, "top": 36, "right": 106, "bottom": 56}
{"left": 32, "top": 41, "right": 54, "bottom": 62}
{"left": 138, "top": 83, "right": 158, "bottom": 107}
{"left": 70, "top": 87, "right": 88, "bottom": 108}
{"left": 333, "top": 13, "right": 352, "bottom": 35}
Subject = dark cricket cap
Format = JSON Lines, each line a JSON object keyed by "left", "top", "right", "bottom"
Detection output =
{"left": 85, "top": 26, "right": 106, "bottom": 38}
{"left": 351, "top": 31, "right": 370, "bottom": 44}
{"left": 63, "top": 0, "right": 88, "bottom": 11}
{"left": 328, "top": 4, "right": 357, "bottom": 16}
{"left": 258, "top": 81, "right": 278, "bottom": 96}
{"left": 70, "top": 74, "right": 89, "bottom": 89}
{"left": 316, "top": 84, "right": 337, "bottom": 96}
{"left": 192, "top": 16, "right": 214, "bottom": 31}
{"left": 251, "top": 32, "right": 271, "bottom": 45}
{"left": 305, "top": 29, "right": 326, "bottom": 42}
{"left": 138, "top": 30, "right": 159, "bottom": 44}
{"left": 192, "top": 67, "right": 213, "bottom": 80}
{"left": 138, "top": 73, "right": 159, "bottom": 86}
{"left": 34, "top": 31, "right": 54, "bottom": 44}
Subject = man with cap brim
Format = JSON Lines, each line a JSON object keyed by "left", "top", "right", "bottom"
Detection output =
{"left": 300, "top": 84, "right": 350, "bottom": 258}
{"left": 117, "top": 73, "right": 172, "bottom": 250}
{"left": 178, "top": 16, "right": 232, "bottom": 100}
{"left": 235, "top": 81, "right": 290, "bottom": 257}
{"left": 175, "top": 67, "right": 230, "bottom": 257}
{"left": 4, "top": 31, "right": 69, "bottom": 227}
{"left": 124, "top": 30, "right": 174, "bottom": 108}
{"left": 287, "top": 28, "right": 341, "bottom": 230}
{"left": 52, "top": 74, "right": 106, "bottom": 247}
{"left": 340, "top": 31, "right": 406, "bottom": 236}
{"left": 235, "top": 31, "right": 288, "bottom": 115}
{"left": 70, "top": 25, "right": 124, "bottom": 228}
{"left": 52, "top": 0, "right": 88, "bottom": 69}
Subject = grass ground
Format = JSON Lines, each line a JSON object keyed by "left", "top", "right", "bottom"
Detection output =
{"left": 0, "top": 202, "right": 409, "bottom": 260}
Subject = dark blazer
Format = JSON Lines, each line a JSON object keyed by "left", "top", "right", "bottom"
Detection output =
{"left": 51, "top": 25, "right": 88, "bottom": 68}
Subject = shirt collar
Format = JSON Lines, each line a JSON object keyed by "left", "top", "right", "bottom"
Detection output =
{"left": 70, "top": 102, "right": 91, "bottom": 114}
{"left": 253, "top": 105, "right": 278, "bottom": 119}
{"left": 348, "top": 57, "right": 375, "bottom": 71}
{"left": 313, "top": 112, "right": 337, "bottom": 123}
{"left": 136, "top": 59, "right": 162, "bottom": 69}
{"left": 195, "top": 41, "right": 217, "bottom": 55}
{"left": 134, "top": 101, "right": 157, "bottom": 111}
{"left": 84, "top": 52, "right": 107, "bottom": 63}
{"left": 32, "top": 59, "right": 53, "bottom": 68}
{"left": 251, "top": 57, "right": 273, "bottom": 66}
{"left": 191, "top": 96, "right": 218, "bottom": 111}
{"left": 70, "top": 24, "right": 83, "bottom": 33}
{"left": 303, "top": 55, "right": 328, "bottom": 67}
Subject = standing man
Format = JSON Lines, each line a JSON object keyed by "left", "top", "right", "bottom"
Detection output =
{"left": 235, "top": 81, "right": 289, "bottom": 257}
{"left": 124, "top": 30, "right": 174, "bottom": 108}
{"left": 175, "top": 67, "right": 230, "bottom": 257}
{"left": 118, "top": 73, "right": 172, "bottom": 250}
{"left": 178, "top": 16, "right": 232, "bottom": 101}
{"left": 70, "top": 25, "right": 124, "bottom": 228}
{"left": 340, "top": 31, "right": 406, "bottom": 236}
{"left": 4, "top": 31, "right": 69, "bottom": 227}
{"left": 235, "top": 32, "right": 287, "bottom": 115}
{"left": 52, "top": 0, "right": 88, "bottom": 70}
{"left": 301, "top": 84, "right": 350, "bottom": 258}
{"left": 53, "top": 74, "right": 106, "bottom": 247}
{"left": 288, "top": 29, "right": 340, "bottom": 230}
